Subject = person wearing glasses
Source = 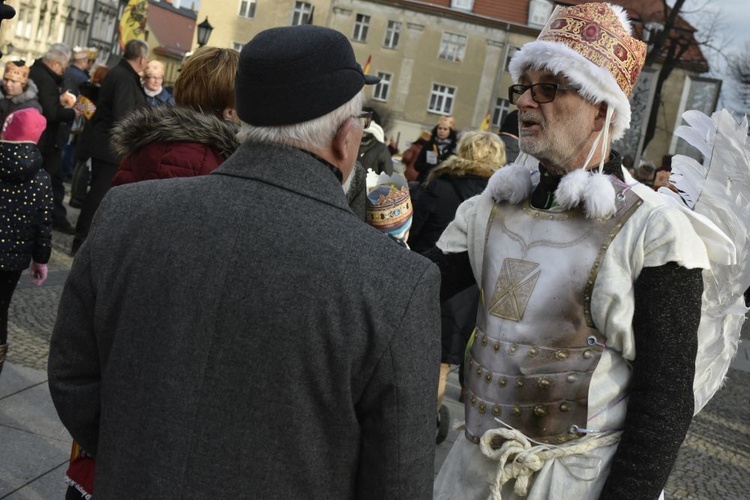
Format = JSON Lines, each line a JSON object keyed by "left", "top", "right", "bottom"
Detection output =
{"left": 142, "top": 60, "right": 175, "bottom": 107}
{"left": 49, "top": 25, "right": 440, "bottom": 499}
{"left": 432, "top": 4, "right": 708, "bottom": 499}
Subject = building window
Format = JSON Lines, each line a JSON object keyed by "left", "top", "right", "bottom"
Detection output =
{"left": 504, "top": 46, "right": 521, "bottom": 71}
{"left": 232, "top": 42, "right": 244, "bottom": 52}
{"left": 383, "top": 20, "right": 401, "bottom": 49}
{"left": 439, "top": 32, "right": 467, "bottom": 63}
{"left": 428, "top": 83, "right": 456, "bottom": 115}
{"left": 291, "top": 1, "right": 313, "bottom": 26}
{"left": 451, "top": 0, "right": 474, "bottom": 11}
{"left": 353, "top": 13, "right": 370, "bottom": 42}
{"left": 528, "top": 0, "right": 553, "bottom": 28}
{"left": 14, "top": 9, "right": 24, "bottom": 37}
{"left": 239, "top": 0, "right": 256, "bottom": 18}
{"left": 492, "top": 98, "right": 511, "bottom": 128}
{"left": 373, "top": 72, "right": 392, "bottom": 101}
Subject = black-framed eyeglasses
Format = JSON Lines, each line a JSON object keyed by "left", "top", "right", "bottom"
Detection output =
{"left": 356, "top": 110, "right": 373, "bottom": 129}
{"left": 508, "top": 83, "right": 579, "bottom": 105}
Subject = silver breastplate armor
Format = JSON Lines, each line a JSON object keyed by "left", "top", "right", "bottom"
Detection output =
{"left": 465, "top": 179, "right": 641, "bottom": 446}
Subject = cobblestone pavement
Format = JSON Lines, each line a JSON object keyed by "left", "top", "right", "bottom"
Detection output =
{"left": 6, "top": 220, "right": 750, "bottom": 498}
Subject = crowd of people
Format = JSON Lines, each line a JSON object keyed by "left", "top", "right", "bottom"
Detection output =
{"left": 0, "top": 2, "right": 743, "bottom": 499}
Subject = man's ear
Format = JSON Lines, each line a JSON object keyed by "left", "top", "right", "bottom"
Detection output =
{"left": 593, "top": 102, "right": 609, "bottom": 133}
{"left": 331, "top": 116, "right": 356, "bottom": 162}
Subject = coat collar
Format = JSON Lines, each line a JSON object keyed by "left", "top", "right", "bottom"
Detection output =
{"left": 31, "top": 58, "right": 63, "bottom": 85}
{"left": 212, "top": 142, "right": 353, "bottom": 216}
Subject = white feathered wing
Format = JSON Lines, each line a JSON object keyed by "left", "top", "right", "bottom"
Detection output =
{"left": 664, "top": 109, "right": 750, "bottom": 415}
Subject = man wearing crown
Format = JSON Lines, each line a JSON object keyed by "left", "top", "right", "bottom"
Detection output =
{"left": 431, "top": 3, "right": 709, "bottom": 498}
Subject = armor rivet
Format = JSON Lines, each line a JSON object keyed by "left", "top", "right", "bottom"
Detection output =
{"left": 478, "top": 403, "right": 486, "bottom": 414}
{"left": 560, "top": 402, "right": 571, "bottom": 412}
{"left": 492, "top": 405, "right": 502, "bottom": 417}
{"left": 516, "top": 379, "right": 524, "bottom": 389}
{"left": 548, "top": 215, "right": 553, "bottom": 220}
{"left": 493, "top": 343, "right": 500, "bottom": 352}
{"left": 567, "top": 373, "right": 578, "bottom": 383}
{"left": 533, "top": 405, "right": 547, "bottom": 417}
{"left": 512, "top": 405, "right": 522, "bottom": 417}
{"left": 470, "top": 396, "right": 477, "bottom": 406}
{"left": 555, "top": 349, "right": 569, "bottom": 361}
{"left": 508, "top": 343, "right": 518, "bottom": 354}
{"left": 477, "top": 367, "right": 483, "bottom": 376}
{"left": 583, "top": 349, "right": 593, "bottom": 359}
{"left": 616, "top": 193, "right": 625, "bottom": 201}
{"left": 587, "top": 336, "right": 597, "bottom": 346}
{"left": 481, "top": 336, "right": 488, "bottom": 347}
{"left": 485, "top": 373, "right": 492, "bottom": 383}
{"left": 528, "top": 346, "right": 539, "bottom": 357}
{"left": 537, "top": 377, "right": 551, "bottom": 389}
{"left": 498, "top": 377, "right": 507, "bottom": 388}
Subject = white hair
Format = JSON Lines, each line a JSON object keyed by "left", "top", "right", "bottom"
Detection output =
{"left": 43, "top": 43, "right": 71, "bottom": 65}
{"left": 237, "top": 92, "right": 365, "bottom": 150}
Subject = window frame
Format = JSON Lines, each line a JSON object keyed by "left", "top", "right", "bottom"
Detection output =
{"left": 492, "top": 98, "right": 511, "bottom": 128}
{"left": 438, "top": 31, "right": 467, "bottom": 63}
{"left": 451, "top": 0, "right": 474, "bottom": 11}
{"left": 352, "top": 13, "right": 370, "bottom": 42}
{"left": 373, "top": 72, "right": 392, "bottom": 102}
{"left": 238, "top": 0, "right": 257, "bottom": 19}
{"left": 383, "top": 20, "right": 401, "bottom": 49}
{"left": 428, "top": 83, "right": 456, "bottom": 115}
{"left": 291, "top": 1, "right": 313, "bottom": 26}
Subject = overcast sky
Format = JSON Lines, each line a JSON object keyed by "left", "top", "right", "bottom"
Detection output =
{"left": 679, "top": 0, "right": 750, "bottom": 110}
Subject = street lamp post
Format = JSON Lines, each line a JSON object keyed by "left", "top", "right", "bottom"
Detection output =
{"left": 196, "top": 17, "right": 213, "bottom": 48}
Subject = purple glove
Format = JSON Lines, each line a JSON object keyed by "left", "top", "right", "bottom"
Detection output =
{"left": 30, "top": 261, "right": 47, "bottom": 286}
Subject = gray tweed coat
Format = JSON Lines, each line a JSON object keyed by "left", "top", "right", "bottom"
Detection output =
{"left": 48, "top": 142, "right": 441, "bottom": 499}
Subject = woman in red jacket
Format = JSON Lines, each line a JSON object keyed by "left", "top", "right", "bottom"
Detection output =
{"left": 110, "top": 46, "right": 241, "bottom": 187}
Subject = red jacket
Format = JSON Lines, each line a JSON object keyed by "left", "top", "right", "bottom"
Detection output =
{"left": 110, "top": 105, "right": 239, "bottom": 186}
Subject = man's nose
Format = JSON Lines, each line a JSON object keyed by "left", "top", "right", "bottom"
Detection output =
{"left": 515, "top": 87, "right": 537, "bottom": 109}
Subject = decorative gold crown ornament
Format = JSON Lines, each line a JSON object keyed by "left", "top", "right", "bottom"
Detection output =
{"left": 509, "top": 2, "right": 647, "bottom": 140}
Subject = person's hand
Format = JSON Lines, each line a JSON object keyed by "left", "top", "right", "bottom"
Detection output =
{"left": 29, "top": 261, "right": 47, "bottom": 286}
{"left": 60, "top": 91, "right": 76, "bottom": 108}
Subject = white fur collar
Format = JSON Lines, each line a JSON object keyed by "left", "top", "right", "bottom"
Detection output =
{"left": 485, "top": 162, "right": 618, "bottom": 219}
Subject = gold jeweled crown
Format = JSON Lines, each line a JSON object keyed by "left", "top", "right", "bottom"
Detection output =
{"left": 539, "top": 3, "right": 646, "bottom": 98}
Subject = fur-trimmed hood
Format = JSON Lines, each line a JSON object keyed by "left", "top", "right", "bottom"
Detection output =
{"left": 426, "top": 155, "right": 498, "bottom": 184}
{"left": 110, "top": 105, "right": 240, "bottom": 160}
{"left": 0, "top": 79, "right": 40, "bottom": 106}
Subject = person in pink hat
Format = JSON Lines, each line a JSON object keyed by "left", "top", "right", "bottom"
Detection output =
{"left": 0, "top": 108, "right": 52, "bottom": 374}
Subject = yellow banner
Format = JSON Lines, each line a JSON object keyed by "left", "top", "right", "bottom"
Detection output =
{"left": 480, "top": 111, "right": 491, "bottom": 131}
{"left": 118, "top": 0, "right": 148, "bottom": 51}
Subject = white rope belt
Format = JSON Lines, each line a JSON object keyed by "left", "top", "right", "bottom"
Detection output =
{"left": 479, "top": 427, "right": 622, "bottom": 499}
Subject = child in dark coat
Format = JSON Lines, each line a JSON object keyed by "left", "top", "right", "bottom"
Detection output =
{"left": 0, "top": 108, "right": 52, "bottom": 374}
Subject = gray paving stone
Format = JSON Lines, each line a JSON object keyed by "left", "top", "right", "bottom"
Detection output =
{"left": 0, "top": 364, "right": 47, "bottom": 400}
{"left": 0, "top": 425, "right": 69, "bottom": 497}
{"left": 2, "top": 462, "right": 69, "bottom": 500}
{"left": 0, "top": 383, "right": 70, "bottom": 442}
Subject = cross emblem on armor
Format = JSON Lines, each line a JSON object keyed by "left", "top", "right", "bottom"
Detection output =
{"left": 488, "top": 258, "right": 540, "bottom": 322}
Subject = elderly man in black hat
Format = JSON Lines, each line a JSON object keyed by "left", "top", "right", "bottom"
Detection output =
{"left": 48, "top": 26, "right": 441, "bottom": 498}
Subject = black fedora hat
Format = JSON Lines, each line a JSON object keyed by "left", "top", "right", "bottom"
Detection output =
{"left": 235, "top": 25, "right": 379, "bottom": 126}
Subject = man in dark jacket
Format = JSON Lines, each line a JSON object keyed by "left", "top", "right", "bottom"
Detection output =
{"left": 29, "top": 43, "right": 78, "bottom": 234}
{"left": 49, "top": 25, "right": 441, "bottom": 499}
{"left": 71, "top": 39, "right": 147, "bottom": 254}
